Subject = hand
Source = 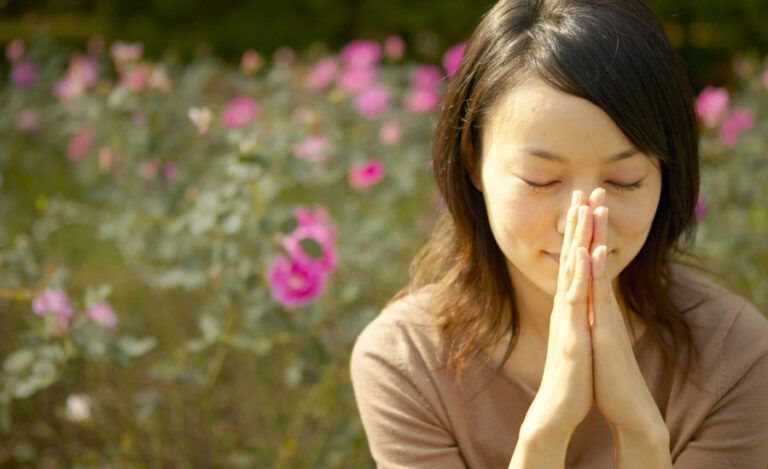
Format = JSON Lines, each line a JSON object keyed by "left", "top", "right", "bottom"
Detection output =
{"left": 587, "top": 188, "right": 666, "bottom": 435}
{"left": 523, "top": 190, "right": 594, "bottom": 437}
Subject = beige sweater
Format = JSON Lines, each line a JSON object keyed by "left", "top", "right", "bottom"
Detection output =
{"left": 350, "top": 264, "right": 768, "bottom": 468}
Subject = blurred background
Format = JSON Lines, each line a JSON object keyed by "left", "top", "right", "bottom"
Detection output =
{"left": 1, "top": 1, "right": 766, "bottom": 467}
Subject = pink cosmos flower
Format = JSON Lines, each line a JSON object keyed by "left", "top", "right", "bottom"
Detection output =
{"left": 718, "top": 108, "right": 754, "bottom": 148}
{"left": 695, "top": 86, "right": 730, "bottom": 128}
{"left": 411, "top": 65, "right": 443, "bottom": 90}
{"left": 17, "top": 108, "right": 41, "bottom": 133}
{"left": 292, "top": 135, "right": 329, "bottom": 163}
{"left": 694, "top": 194, "right": 707, "bottom": 221}
{"left": 163, "top": 163, "right": 178, "bottom": 182}
{"left": 10, "top": 60, "right": 38, "bottom": 88}
{"left": 5, "top": 38, "right": 24, "bottom": 62}
{"left": 241, "top": 49, "right": 263, "bottom": 73}
{"left": 442, "top": 42, "right": 467, "bottom": 78}
{"left": 337, "top": 65, "right": 376, "bottom": 94}
{"left": 53, "top": 55, "right": 99, "bottom": 101}
{"left": 32, "top": 288, "right": 76, "bottom": 329}
{"left": 349, "top": 159, "right": 385, "bottom": 190}
{"left": 404, "top": 88, "right": 441, "bottom": 114}
{"left": 340, "top": 40, "right": 382, "bottom": 68}
{"left": 379, "top": 120, "right": 402, "bottom": 146}
{"left": 121, "top": 64, "right": 152, "bottom": 92}
{"left": 266, "top": 255, "right": 327, "bottom": 308}
{"left": 306, "top": 57, "right": 338, "bottom": 92}
{"left": 222, "top": 96, "right": 261, "bottom": 129}
{"left": 280, "top": 206, "right": 338, "bottom": 273}
{"left": 110, "top": 41, "right": 143, "bottom": 65}
{"left": 354, "top": 84, "right": 390, "bottom": 119}
{"left": 67, "top": 127, "right": 96, "bottom": 162}
{"left": 384, "top": 35, "right": 405, "bottom": 61}
{"left": 86, "top": 301, "right": 118, "bottom": 331}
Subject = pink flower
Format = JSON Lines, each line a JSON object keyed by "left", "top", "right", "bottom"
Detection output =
{"left": 163, "top": 163, "right": 178, "bottom": 182}
{"left": 5, "top": 38, "right": 24, "bottom": 62}
{"left": 139, "top": 160, "right": 160, "bottom": 180}
{"left": 10, "top": 60, "right": 38, "bottom": 88}
{"left": 69, "top": 55, "right": 99, "bottom": 88}
{"left": 121, "top": 64, "right": 152, "bottom": 92}
{"left": 86, "top": 301, "right": 118, "bottom": 331}
{"left": 354, "top": 84, "right": 390, "bottom": 119}
{"left": 241, "top": 49, "right": 263, "bottom": 73}
{"left": 442, "top": 42, "right": 467, "bottom": 78}
{"left": 222, "top": 96, "right": 261, "bottom": 129}
{"left": 305, "top": 57, "right": 338, "bottom": 92}
{"left": 337, "top": 65, "right": 376, "bottom": 94}
{"left": 694, "top": 194, "right": 707, "bottom": 221}
{"left": 411, "top": 65, "right": 443, "bottom": 90}
{"left": 379, "top": 120, "right": 402, "bottom": 146}
{"left": 280, "top": 206, "right": 338, "bottom": 273}
{"left": 17, "top": 108, "right": 41, "bottom": 133}
{"left": 266, "top": 255, "right": 327, "bottom": 308}
{"left": 32, "top": 288, "right": 76, "bottom": 329}
{"left": 384, "top": 35, "right": 405, "bottom": 61}
{"left": 695, "top": 86, "right": 730, "bottom": 128}
{"left": 404, "top": 88, "right": 441, "bottom": 114}
{"left": 718, "top": 108, "right": 754, "bottom": 148}
{"left": 67, "top": 127, "right": 96, "bottom": 162}
{"left": 273, "top": 47, "right": 296, "bottom": 67}
{"left": 349, "top": 159, "right": 385, "bottom": 190}
{"left": 110, "top": 41, "right": 143, "bottom": 65}
{"left": 98, "top": 146, "right": 114, "bottom": 172}
{"left": 340, "top": 40, "right": 382, "bottom": 68}
{"left": 293, "top": 135, "right": 329, "bottom": 163}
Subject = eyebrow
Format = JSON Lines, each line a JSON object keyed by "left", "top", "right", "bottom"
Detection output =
{"left": 523, "top": 146, "right": 639, "bottom": 163}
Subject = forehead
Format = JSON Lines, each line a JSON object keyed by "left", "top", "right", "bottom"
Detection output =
{"left": 482, "top": 77, "right": 636, "bottom": 157}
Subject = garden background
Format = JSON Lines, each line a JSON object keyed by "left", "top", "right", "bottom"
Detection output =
{"left": 1, "top": 0, "right": 767, "bottom": 466}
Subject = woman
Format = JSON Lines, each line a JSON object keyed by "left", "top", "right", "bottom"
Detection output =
{"left": 350, "top": 0, "right": 768, "bottom": 468}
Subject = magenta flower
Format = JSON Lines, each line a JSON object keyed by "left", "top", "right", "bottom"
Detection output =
{"left": 718, "top": 108, "right": 754, "bottom": 148}
{"left": 266, "top": 255, "right": 327, "bottom": 308}
{"left": 10, "top": 60, "right": 38, "bottom": 88}
{"left": 32, "top": 288, "right": 76, "bottom": 329}
{"left": 121, "top": 64, "right": 152, "bottom": 92}
{"left": 695, "top": 86, "right": 730, "bottom": 129}
{"left": 404, "top": 88, "right": 441, "bottom": 114}
{"left": 222, "top": 96, "right": 261, "bottom": 129}
{"left": 349, "top": 159, "right": 385, "bottom": 190}
{"left": 442, "top": 42, "right": 467, "bottom": 78}
{"left": 354, "top": 84, "right": 390, "bottom": 119}
{"left": 86, "top": 301, "right": 118, "bottom": 331}
{"left": 5, "top": 38, "right": 24, "bottom": 62}
{"left": 292, "top": 135, "right": 329, "bottom": 163}
{"left": 340, "top": 40, "right": 382, "bottom": 68}
{"left": 337, "top": 65, "right": 376, "bottom": 94}
{"left": 67, "top": 127, "right": 96, "bottom": 162}
{"left": 694, "top": 194, "right": 707, "bottom": 221}
{"left": 379, "top": 120, "right": 402, "bottom": 146}
{"left": 17, "top": 108, "right": 41, "bottom": 133}
{"left": 305, "top": 56, "right": 338, "bottom": 92}
{"left": 411, "top": 65, "right": 443, "bottom": 90}
{"left": 280, "top": 206, "right": 338, "bottom": 273}
{"left": 384, "top": 35, "right": 406, "bottom": 61}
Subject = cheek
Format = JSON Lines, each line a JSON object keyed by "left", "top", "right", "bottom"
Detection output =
{"left": 483, "top": 183, "right": 546, "bottom": 245}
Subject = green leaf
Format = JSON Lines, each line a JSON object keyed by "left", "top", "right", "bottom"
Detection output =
{"left": 299, "top": 238, "right": 323, "bottom": 259}
{"left": 280, "top": 217, "right": 298, "bottom": 234}
{"left": 117, "top": 336, "right": 157, "bottom": 357}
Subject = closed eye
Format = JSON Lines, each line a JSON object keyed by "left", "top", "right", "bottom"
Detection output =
{"left": 522, "top": 180, "right": 644, "bottom": 193}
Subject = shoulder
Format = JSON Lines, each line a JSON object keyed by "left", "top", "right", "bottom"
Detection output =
{"left": 667, "top": 262, "right": 768, "bottom": 396}
{"left": 350, "top": 284, "right": 445, "bottom": 378}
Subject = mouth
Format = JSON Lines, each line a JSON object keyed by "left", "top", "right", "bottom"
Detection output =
{"left": 545, "top": 250, "right": 613, "bottom": 264}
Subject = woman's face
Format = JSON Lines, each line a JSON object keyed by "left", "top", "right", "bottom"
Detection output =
{"left": 475, "top": 76, "right": 662, "bottom": 298}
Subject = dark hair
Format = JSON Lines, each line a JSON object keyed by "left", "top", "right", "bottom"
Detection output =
{"left": 390, "top": 0, "right": 713, "bottom": 389}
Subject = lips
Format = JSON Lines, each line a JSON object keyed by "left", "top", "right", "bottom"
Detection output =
{"left": 546, "top": 250, "right": 612, "bottom": 264}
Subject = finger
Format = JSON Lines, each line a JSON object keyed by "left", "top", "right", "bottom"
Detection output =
{"left": 592, "top": 206, "right": 608, "bottom": 253}
{"left": 558, "top": 192, "right": 580, "bottom": 288}
{"left": 566, "top": 247, "right": 591, "bottom": 323}
{"left": 590, "top": 245, "right": 608, "bottom": 327}
{"left": 565, "top": 204, "right": 587, "bottom": 283}
{"left": 573, "top": 205, "right": 593, "bottom": 256}
{"left": 588, "top": 187, "right": 606, "bottom": 209}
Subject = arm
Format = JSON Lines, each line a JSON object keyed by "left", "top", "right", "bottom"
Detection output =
{"left": 612, "top": 423, "right": 672, "bottom": 469}
{"left": 508, "top": 419, "right": 573, "bottom": 469}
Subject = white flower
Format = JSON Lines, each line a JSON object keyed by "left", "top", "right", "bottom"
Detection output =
{"left": 188, "top": 106, "right": 212, "bottom": 135}
{"left": 66, "top": 394, "right": 92, "bottom": 422}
